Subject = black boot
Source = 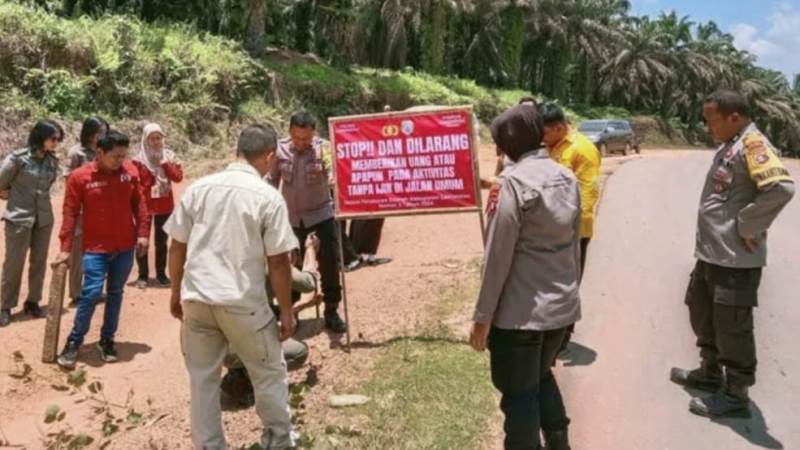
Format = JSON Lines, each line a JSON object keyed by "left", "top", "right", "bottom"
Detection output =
{"left": 324, "top": 309, "right": 347, "bottom": 333}
{"left": 0, "top": 309, "right": 10, "bottom": 327}
{"left": 221, "top": 368, "right": 254, "bottom": 408}
{"left": 689, "top": 383, "right": 751, "bottom": 418}
{"left": 543, "top": 429, "right": 571, "bottom": 450}
{"left": 23, "top": 302, "right": 45, "bottom": 318}
{"left": 670, "top": 360, "right": 722, "bottom": 392}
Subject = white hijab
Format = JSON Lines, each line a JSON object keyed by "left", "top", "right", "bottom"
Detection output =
{"left": 136, "top": 123, "right": 176, "bottom": 195}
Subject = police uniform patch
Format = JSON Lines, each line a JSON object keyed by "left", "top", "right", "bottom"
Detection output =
{"left": 743, "top": 132, "right": 791, "bottom": 189}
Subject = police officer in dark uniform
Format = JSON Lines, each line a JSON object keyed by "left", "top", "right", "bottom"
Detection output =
{"left": 671, "top": 89, "right": 795, "bottom": 418}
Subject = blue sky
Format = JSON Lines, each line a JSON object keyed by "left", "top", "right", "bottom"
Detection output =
{"left": 630, "top": 0, "right": 800, "bottom": 82}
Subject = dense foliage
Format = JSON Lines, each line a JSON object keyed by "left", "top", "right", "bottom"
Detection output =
{"left": 5, "top": 0, "right": 800, "bottom": 153}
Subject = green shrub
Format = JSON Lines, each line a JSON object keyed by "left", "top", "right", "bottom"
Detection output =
{"left": 20, "top": 69, "right": 92, "bottom": 118}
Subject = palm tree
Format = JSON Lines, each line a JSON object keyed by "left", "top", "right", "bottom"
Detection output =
{"left": 354, "top": 0, "right": 470, "bottom": 71}
{"left": 514, "top": 0, "right": 630, "bottom": 101}
{"left": 460, "top": 0, "right": 519, "bottom": 86}
{"left": 599, "top": 16, "right": 674, "bottom": 110}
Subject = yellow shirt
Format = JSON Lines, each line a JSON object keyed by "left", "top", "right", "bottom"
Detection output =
{"left": 548, "top": 129, "right": 601, "bottom": 238}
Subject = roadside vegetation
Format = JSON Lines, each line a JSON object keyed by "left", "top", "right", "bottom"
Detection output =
{"left": 1, "top": 0, "right": 710, "bottom": 165}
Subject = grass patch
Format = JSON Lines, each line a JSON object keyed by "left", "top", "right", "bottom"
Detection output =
{"left": 342, "top": 338, "right": 493, "bottom": 450}
{"left": 310, "top": 261, "right": 496, "bottom": 450}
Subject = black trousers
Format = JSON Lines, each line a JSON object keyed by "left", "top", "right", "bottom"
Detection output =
{"left": 294, "top": 218, "right": 341, "bottom": 310}
{"left": 350, "top": 219, "right": 385, "bottom": 255}
{"left": 339, "top": 220, "right": 360, "bottom": 265}
{"left": 579, "top": 238, "right": 590, "bottom": 281}
{"left": 136, "top": 213, "right": 170, "bottom": 280}
{"left": 489, "top": 327, "right": 570, "bottom": 450}
{"left": 685, "top": 260, "right": 760, "bottom": 387}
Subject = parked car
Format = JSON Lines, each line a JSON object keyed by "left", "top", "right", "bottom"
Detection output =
{"left": 577, "top": 119, "right": 640, "bottom": 156}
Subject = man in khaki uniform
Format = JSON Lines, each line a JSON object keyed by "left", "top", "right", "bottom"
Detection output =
{"left": 671, "top": 89, "right": 795, "bottom": 418}
{"left": 165, "top": 124, "right": 298, "bottom": 450}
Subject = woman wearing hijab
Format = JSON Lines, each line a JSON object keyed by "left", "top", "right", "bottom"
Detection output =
{"left": 470, "top": 104, "right": 581, "bottom": 450}
{"left": 134, "top": 123, "right": 183, "bottom": 288}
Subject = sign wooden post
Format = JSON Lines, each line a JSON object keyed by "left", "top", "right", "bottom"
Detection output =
{"left": 42, "top": 264, "right": 68, "bottom": 363}
{"left": 329, "top": 106, "right": 485, "bottom": 348}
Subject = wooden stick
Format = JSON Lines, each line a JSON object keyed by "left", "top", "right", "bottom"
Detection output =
{"left": 336, "top": 220, "right": 352, "bottom": 351}
{"left": 42, "top": 264, "right": 68, "bottom": 363}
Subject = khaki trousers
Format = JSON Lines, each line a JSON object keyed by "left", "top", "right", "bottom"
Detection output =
{"left": 181, "top": 301, "right": 293, "bottom": 450}
{"left": 1, "top": 221, "right": 53, "bottom": 309}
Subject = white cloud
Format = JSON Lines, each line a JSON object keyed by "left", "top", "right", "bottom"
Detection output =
{"left": 732, "top": 3, "right": 800, "bottom": 80}
{"left": 731, "top": 24, "right": 781, "bottom": 58}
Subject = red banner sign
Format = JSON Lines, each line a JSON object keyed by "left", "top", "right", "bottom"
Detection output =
{"left": 330, "top": 107, "right": 479, "bottom": 218}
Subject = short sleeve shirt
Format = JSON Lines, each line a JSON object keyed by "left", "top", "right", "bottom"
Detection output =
{"left": 0, "top": 148, "right": 59, "bottom": 228}
{"left": 267, "top": 136, "right": 334, "bottom": 228}
{"left": 164, "top": 162, "right": 298, "bottom": 309}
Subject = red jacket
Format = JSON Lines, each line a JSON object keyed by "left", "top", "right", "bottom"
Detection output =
{"left": 59, "top": 161, "right": 150, "bottom": 253}
{"left": 131, "top": 160, "right": 183, "bottom": 215}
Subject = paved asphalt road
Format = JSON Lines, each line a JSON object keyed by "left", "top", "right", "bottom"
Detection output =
{"left": 560, "top": 151, "right": 799, "bottom": 450}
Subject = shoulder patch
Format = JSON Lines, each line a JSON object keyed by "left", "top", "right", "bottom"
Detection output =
{"left": 743, "top": 132, "right": 770, "bottom": 155}
{"left": 742, "top": 132, "right": 791, "bottom": 189}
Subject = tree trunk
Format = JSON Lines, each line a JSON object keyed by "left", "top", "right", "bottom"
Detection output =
{"left": 500, "top": 4, "right": 524, "bottom": 87}
{"left": 245, "top": 0, "right": 267, "bottom": 57}
{"left": 423, "top": 0, "right": 446, "bottom": 74}
{"left": 293, "top": 0, "right": 314, "bottom": 54}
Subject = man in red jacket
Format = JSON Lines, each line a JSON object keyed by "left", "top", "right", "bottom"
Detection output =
{"left": 133, "top": 123, "right": 183, "bottom": 288}
{"left": 52, "top": 130, "right": 150, "bottom": 369}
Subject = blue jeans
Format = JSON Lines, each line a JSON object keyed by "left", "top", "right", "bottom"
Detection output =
{"left": 67, "top": 249, "right": 135, "bottom": 345}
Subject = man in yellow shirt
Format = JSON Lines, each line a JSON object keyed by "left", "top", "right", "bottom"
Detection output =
{"left": 541, "top": 104, "right": 600, "bottom": 356}
{"left": 541, "top": 103, "right": 601, "bottom": 277}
